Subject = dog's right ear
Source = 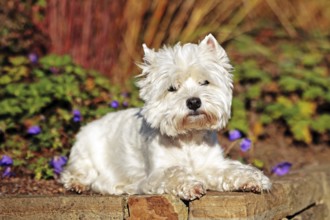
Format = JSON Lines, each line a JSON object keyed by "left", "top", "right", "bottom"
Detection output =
{"left": 142, "top": 44, "right": 155, "bottom": 65}
{"left": 142, "top": 44, "right": 152, "bottom": 54}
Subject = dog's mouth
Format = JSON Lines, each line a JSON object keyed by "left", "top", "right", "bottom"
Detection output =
{"left": 181, "top": 110, "right": 218, "bottom": 129}
{"left": 186, "top": 111, "right": 208, "bottom": 122}
{"left": 187, "top": 111, "right": 205, "bottom": 118}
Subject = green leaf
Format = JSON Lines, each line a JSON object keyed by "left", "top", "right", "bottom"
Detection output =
{"left": 264, "top": 103, "right": 283, "bottom": 120}
{"left": 303, "top": 87, "right": 325, "bottom": 100}
{"left": 301, "top": 53, "right": 323, "bottom": 66}
{"left": 8, "top": 56, "right": 28, "bottom": 66}
{"left": 279, "top": 76, "right": 308, "bottom": 92}
{"left": 0, "top": 75, "right": 12, "bottom": 85}
{"left": 40, "top": 54, "right": 73, "bottom": 68}
{"left": 37, "top": 0, "right": 47, "bottom": 7}
{"left": 33, "top": 69, "right": 46, "bottom": 78}
{"left": 311, "top": 115, "right": 330, "bottom": 133}
{"left": 0, "top": 99, "right": 22, "bottom": 115}
{"left": 325, "top": 92, "right": 330, "bottom": 102}
{"left": 236, "top": 60, "right": 270, "bottom": 82}
{"left": 234, "top": 35, "right": 272, "bottom": 58}
{"left": 253, "top": 159, "right": 264, "bottom": 169}
{"left": 288, "top": 120, "right": 312, "bottom": 144}
{"left": 297, "top": 101, "right": 316, "bottom": 118}
{"left": 229, "top": 97, "right": 249, "bottom": 133}
{"left": 260, "top": 114, "right": 273, "bottom": 124}
{"left": 246, "top": 84, "right": 261, "bottom": 99}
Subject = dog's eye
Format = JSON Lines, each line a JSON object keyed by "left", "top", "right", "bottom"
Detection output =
{"left": 200, "top": 80, "right": 210, "bottom": 86}
{"left": 168, "top": 85, "right": 177, "bottom": 92}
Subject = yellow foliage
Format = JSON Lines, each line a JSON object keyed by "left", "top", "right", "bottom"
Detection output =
{"left": 298, "top": 101, "right": 316, "bottom": 117}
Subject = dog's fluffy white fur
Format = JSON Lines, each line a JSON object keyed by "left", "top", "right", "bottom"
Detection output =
{"left": 60, "top": 34, "right": 271, "bottom": 200}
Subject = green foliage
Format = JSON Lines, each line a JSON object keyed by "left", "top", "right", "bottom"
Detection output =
{"left": 28, "top": 157, "right": 54, "bottom": 180}
{"left": 0, "top": 53, "right": 143, "bottom": 179}
{"left": 228, "top": 97, "right": 249, "bottom": 134}
{"left": 228, "top": 34, "right": 330, "bottom": 143}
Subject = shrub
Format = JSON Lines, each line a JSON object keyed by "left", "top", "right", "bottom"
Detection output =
{"left": 0, "top": 53, "right": 142, "bottom": 179}
{"left": 227, "top": 34, "right": 330, "bottom": 144}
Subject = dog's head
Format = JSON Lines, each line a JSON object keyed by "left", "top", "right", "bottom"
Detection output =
{"left": 137, "top": 34, "right": 233, "bottom": 136}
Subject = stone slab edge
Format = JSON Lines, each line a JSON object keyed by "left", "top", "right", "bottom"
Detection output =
{"left": 0, "top": 164, "right": 329, "bottom": 220}
{"left": 0, "top": 195, "right": 125, "bottom": 220}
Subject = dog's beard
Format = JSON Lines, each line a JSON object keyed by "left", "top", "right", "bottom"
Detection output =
{"left": 160, "top": 108, "right": 220, "bottom": 136}
{"left": 181, "top": 110, "right": 218, "bottom": 130}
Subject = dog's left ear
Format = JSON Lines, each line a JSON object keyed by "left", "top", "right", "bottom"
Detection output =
{"left": 199, "top": 34, "right": 230, "bottom": 63}
{"left": 200, "top": 34, "right": 218, "bottom": 50}
{"left": 199, "top": 34, "right": 221, "bottom": 52}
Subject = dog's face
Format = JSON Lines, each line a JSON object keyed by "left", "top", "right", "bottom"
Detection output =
{"left": 137, "top": 34, "right": 233, "bottom": 136}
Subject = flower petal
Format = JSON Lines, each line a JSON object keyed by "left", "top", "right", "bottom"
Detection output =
{"left": 228, "top": 130, "right": 242, "bottom": 141}
{"left": 72, "top": 109, "right": 82, "bottom": 122}
{"left": 240, "top": 138, "right": 252, "bottom": 152}
{"left": 28, "top": 53, "right": 38, "bottom": 64}
{"left": 272, "top": 162, "right": 292, "bottom": 176}
{"left": 110, "top": 100, "right": 119, "bottom": 109}
{"left": 2, "top": 166, "right": 12, "bottom": 178}
{"left": 0, "top": 155, "right": 13, "bottom": 166}
{"left": 50, "top": 156, "right": 68, "bottom": 175}
{"left": 27, "top": 125, "right": 41, "bottom": 135}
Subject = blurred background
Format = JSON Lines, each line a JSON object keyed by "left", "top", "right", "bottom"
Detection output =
{"left": 0, "top": 0, "right": 329, "bottom": 184}
{"left": 3, "top": 0, "right": 330, "bottom": 82}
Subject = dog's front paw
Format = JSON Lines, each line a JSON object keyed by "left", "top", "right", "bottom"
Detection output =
{"left": 172, "top": 181, "right": 206, "bottom": 200}
{"left": 216, "top": 164, "right": 272, "bottom": 193}
{"left": 235, "top": 169, "right": 271, "bottom": 193}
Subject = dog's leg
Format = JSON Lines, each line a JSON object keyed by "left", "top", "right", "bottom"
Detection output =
{"left": 138, "top": 166, "right": 206, "bottom": 200}
{"left": 204, "top": 160, "right": 271, "bottom": 193}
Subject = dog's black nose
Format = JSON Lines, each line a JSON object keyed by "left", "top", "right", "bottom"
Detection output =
{"left": 186, "top": 97, "right": 201, "bottom": 111}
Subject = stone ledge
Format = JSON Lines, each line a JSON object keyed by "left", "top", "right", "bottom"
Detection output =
{"left": 0, "top": 195, "right": 126, "bottom": 220}
{"left": 189, "top": 168, "right": 329, "bottom": 219}
{"left": 0, "top": 165, "right": 329, "bottom": 220}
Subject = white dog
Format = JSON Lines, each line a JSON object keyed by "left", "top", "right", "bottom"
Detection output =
{"left": 60, "top": 34, "right": 271, "bottom": 200}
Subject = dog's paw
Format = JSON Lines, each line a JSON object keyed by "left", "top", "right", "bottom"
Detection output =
{"left": 71, "top": 183, "right": 89, "bottom": 194}
{"left": 236, "top": 170, "right": 271, "bottom": 193}
{"left": 175, "top": 181, "right": 206, "bottom": 200}
{"left": 63, "top": 181, "right": 89, "bottom": 194}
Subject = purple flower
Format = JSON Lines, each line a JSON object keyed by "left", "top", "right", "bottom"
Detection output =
{"left": 122, "top": 101, "right": 129, "bottom": 107}
{"left": 110, "top": 100, "right": 119, "bottom": 109}
{"left": 121, "top": 92, "right": 130, "bottom": 98}
{"left": 228, "top": 130, "right": 242, "bottom": 141}
{"left": 240, "top": 138, "right": 252, "bottom": 152}
{"left": 72, "top": 109, "right": 82, "bottom": 122}
{"left": 27, "top": 125, "right": 41, "bottom": 135}
{"left": 50, "top": 156, "right": 68, "bottom": 175}
{"left": 272, "top": 162, "right": 292, "bottom": 176}
{"left": 0, "top": 155, "right": 13, "bottom": 166}
{"left": 50, "top": 67, "right": 59, "bottom": 74}
{"left": 2, "top": 166, "right": 12, "bottom": 178}
{"left": 28, "top": 53, "right": 38, "bottom": 64}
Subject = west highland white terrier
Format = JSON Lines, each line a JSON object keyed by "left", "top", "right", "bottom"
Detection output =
{"left": 60, "top": 34, "right": 271, "bottom": 200}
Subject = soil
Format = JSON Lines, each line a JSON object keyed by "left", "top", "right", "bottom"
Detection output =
{"left": 1, "top": 124, "right": 329, "bottom": 196}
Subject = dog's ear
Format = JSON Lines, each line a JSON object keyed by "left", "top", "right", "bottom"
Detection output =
{"left": 199, "top": 34, "right": 222, "bottom": 52}
{"left": 200, "top": 34, "right": 233, "bottom": 73}
{"left": 200, "top": 34, "right": 219, "bottom": 50}
{"left": 142, "top": 44, "right": 151, "bottom": 54}
{"left": 200, "top": 34, "right": 230, "bottom": 62}
{"left": 142, "top": 44, "right": 155, "bottom": 64}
